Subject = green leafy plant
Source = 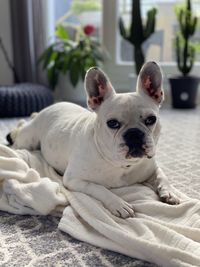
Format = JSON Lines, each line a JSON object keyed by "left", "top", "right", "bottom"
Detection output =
{"left": 119, "top": 0, "right": 157, "bottom": 75}
{"left": 39, "top": 24, "right": 105, "bottom": 90}
{"left": 175, "top": 0, "right": 199, "bottom": 76}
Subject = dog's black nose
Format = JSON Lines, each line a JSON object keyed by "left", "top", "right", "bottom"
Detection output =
{"left": 123, "top": 128, "right": 145, "bottom": 157}
{"left": 123, "top": 128, "right": 145, "bottom": 145}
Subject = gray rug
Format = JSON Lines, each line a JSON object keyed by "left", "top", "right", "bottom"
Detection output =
{"left": 0, "top": 108, "right": 200, "bottom": 267}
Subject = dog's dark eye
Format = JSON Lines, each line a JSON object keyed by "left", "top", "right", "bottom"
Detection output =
{"left": 145, "top": 115, "right": 157, "bottom": 126}
{"left": 107, "top": 119, "right": 121, "bottom": 129}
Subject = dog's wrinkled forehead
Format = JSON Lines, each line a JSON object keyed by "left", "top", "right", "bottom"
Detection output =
{"left": 99, "top": 93, "right": 158, "bottom": 123}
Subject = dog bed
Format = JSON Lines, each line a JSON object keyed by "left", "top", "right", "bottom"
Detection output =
{"left": 0, "top": 108, "right": 200, "bottom": 267}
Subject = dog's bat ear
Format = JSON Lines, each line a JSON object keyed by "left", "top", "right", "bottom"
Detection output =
{"left": 136, "top": 61, "right": 164, "bottom": 106}
{"left": 84, "top": 67, "right": 115, "bottom": 110}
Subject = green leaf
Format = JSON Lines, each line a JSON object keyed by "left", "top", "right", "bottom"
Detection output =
{"left": 81, "top": 68, "right": 86, "bottom": 81}
{"left": 70, "top": 0, "right": 101, "bottom": 14}
{"left": 79, "top": 59, "right": 87, "bottom": 81}
{"left": 92, "top": 48, "right": 104, "bottom": 62}
{"left": 48, "top": 51, "right": 59, "bottom": 65}
{"left": 84, "top": 56, "right": 97, "bottom": 69}
{"left": 47, "top": 66, "right": 59, "bottom": 90}
{"left": 38, "top": 45, "right": 54, "bottom": 69}
{"left": 62, "top": 54, "right": 71, "bottom": 73}
{"left": 55, "top": 52, "right": 66, "bottom": 71}
{"left": 69, "top": 60, "right": 80, "bottom": 87}
{"left": 55, "top": 25, "right": 69, "bottom": 40}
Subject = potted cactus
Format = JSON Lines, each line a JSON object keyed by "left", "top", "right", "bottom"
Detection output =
{"left": 169, "top": 0, "right": 199, "bottom": 109}
{"left": 119, "top": 0, "right": 157, "bottom": 75}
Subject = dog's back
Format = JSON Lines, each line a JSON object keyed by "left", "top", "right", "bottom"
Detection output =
{"left": 8, "top": 102, "right": 94, "bottom": 174}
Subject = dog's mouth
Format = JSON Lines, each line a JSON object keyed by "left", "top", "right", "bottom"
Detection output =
{"left": 119, "top": 143, "right": 154, "bottom": 160}
{"left": 125, "top": 145, "right": 154, "bottom": 159}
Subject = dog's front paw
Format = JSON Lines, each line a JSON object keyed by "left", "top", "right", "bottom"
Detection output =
{"left": 160, "top": 192, "right": 180, "bottom": 205}
{"left": 107, "top": 199, "right": 135, "bottom": 218}
{"left": 157, "top": 184, "right": 180, "bottom": 205}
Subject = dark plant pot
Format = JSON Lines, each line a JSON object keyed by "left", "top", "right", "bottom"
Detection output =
{"left": 169, "top": 76, "right": 200, "bottom": 109}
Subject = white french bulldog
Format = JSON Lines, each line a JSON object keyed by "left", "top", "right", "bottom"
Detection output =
{"left": 7, "top": 61, "right": 180, "bottom": 218}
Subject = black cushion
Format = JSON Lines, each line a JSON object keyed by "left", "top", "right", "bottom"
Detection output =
{"left": 0, "top": 83, "right": 54, "bottom": 117}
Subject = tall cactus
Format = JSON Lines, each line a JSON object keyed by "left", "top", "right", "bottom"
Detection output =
{"left": 119, "top": 0, "right": 157, "bottom": 75}
{"left": 176, "top": 0, "right": 198, "bottom": 76}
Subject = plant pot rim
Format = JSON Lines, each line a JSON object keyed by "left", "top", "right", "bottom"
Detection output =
{"left": 168, "top": 75, "right": 200, "bottom": 81}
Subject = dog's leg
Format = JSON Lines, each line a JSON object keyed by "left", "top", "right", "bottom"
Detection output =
{"left": 7, "top": 118, "right": 40, "bottom": 150}
{"left": 144, "top": 167, "right": 180, "bottom": 205}
{"left": 63, "top": 175, "right": 135, "bottom": 218}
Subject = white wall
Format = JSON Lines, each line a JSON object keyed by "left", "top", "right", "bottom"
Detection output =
{"left": 0, "top": 0, "right": 13, "bottom": 85}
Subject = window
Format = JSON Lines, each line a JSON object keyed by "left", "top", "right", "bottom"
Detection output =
{"left": 118, "top": 0, "right": 200, "bottom": 64}
{"left": 49, "top": 0, "right": 102, "bottom": 42}
{"left": 102, "top": 0, "right": 200, "bottom": 92}
{"left": 47, "top": 0, "right": 200, "bottom": 91}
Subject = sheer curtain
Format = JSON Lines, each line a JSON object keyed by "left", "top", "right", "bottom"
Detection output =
{"left": 10, "top": 0, "right": 49, "bottom": 84}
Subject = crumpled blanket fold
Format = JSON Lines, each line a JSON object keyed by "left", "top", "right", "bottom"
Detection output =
{"left": 0, "top": 144, "right": 200, "bottom": 267}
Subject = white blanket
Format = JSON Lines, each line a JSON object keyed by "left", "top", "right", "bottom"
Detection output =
{"left": 0, "top": 144, "right": 200, "bottom": 267}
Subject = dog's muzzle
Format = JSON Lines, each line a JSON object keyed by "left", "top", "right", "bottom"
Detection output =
{"left": 123, "top": 128, "right": 147, "bottom": 158}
